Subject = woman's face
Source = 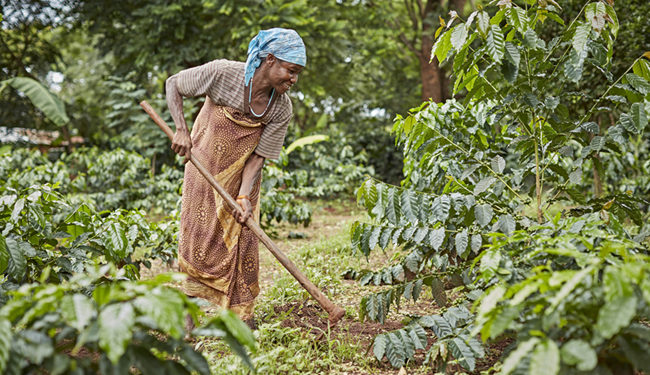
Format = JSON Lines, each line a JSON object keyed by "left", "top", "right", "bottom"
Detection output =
{"left": 266, "top": 55, "right": 303, "bottom": 94}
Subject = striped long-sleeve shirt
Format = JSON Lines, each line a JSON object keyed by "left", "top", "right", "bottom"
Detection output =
{"left": 169, "top": 59, "right": 292, "bottom": 160}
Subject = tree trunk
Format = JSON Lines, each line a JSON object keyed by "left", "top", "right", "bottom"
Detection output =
{"left": 419, "top": 34, "right": 443, "bottom": 102}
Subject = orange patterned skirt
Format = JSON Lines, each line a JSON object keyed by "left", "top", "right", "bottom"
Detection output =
{"left": 178, "top": 97, "right": 263, "bottom": 319}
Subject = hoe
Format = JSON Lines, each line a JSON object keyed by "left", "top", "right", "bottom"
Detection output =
{"left": 140, "top": 100, "right": 346, "bottom": 325}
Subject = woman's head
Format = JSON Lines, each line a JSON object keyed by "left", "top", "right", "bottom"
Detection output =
{"left": 244, "top": 28, "right": 306, "bottom": 89}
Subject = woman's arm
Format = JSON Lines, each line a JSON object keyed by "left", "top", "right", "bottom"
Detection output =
{"left": 166, "top": 75, "right": 192, "bottom": 163}
{"left": 234, "top": 153, "right": 265, "bottom": 223}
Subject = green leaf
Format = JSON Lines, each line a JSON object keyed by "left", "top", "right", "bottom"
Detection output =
{"left": 474, "top": 204, "right": 494, "bottom": 227}
{"left": 409, "top": 325, "right": 428, "bottom": 350}
{"left": 504, "top": 42, "right": 520, "bottom": 67}
{"left": 471, "top": 234, "right": 483, "bottom": 254}
{"left": 179, "top": 346, "right": 211, "bottom": 375}
{"left": 5, "top": 237, "right": 26, "bottom": 280}
{"left": 285, "top": 134, "right": 329, "bottom": 155}
{"left": 430, "top": 315, "right": 453, "bottom": 338}
{"left": 373, "top": 334, "right": 387, "bottom": 361}
{"left": 133, "top": 288, "right": 185, "bottom": 339}
{"left": 10, "top": 198, "right": 24, "bottom": 223}
{"left": 618, "top": 113, "right": 638, "bottom": 134}
{"left": 596, "top": 295, "right": 637, "bottom": 339}
{"left": 632, "top": 58, "right": 650, "bottom": 81}
{"left": 15, "top": 330, "right": 53, "bottom": 365}
{"left": 449, "top": 337, "right": 476, "bottom": 371}
{"left": 70, "top": 294, "right": 96, "bottom": 331}
{"left": 530, "top": 339, "right": 559, "bottom": 375}
{"left": 487, "top": 25, "right": 505, "bottom": 63}
{"left": 491, "top": 155, "right": 505, "bottom": 173}
{"left": 0, "top": 315, "right": 10, "bottom": 374}
{"left": 0, "top": 235, "right": 9, "bottom": 274}
{"left": 455, "top": 230, "right": 469, "bottom": 257}
{"left": 477, "top": 11, "right": 490, "bottom": 37}
{"left": 385, "top": 332, "right": 405, "bottom": 368}
{"left": 1, "top": 77, "right": 69, "bottom": 126}
{"left": 625, "top": 73, "right": 650, "bottom": 94}
{"left": 432, "top": 30, "right": 452, "bottom": 63}
{"left": 99, "top": 302, "right": 135, "bottom": 363}
{"left": 497, "top": 214, "right": 516, "bottom": 235}
{"left": 502, "top": 338, "right": 539, "bottom": 375}
{"left": 507, "top": 7, "right": 529, "bottom": 34}
{"left": 572, "top": 23, "right": 591, "bottom": 54}
{"left": 431, "top": 195, "right": 450, "bottom": 222}
{"left": 474, "top": 177, "right": 496, "bottom": 195}
{"left": 429, "top": 278, "right": 447, "bottom": 307}
{"left": 630, "top": 102, "right": 648, "bottom": 131}
{"left": 217, "top": 309, "right": 256, "bottom": 352}
{"left": 104, "top": 221, "right": 128, "bottom": 259}
{"left": 561, "top": 339, "right": 597, "bottom": 371}
{"left": 428, "top": 227, "right": 446, "bottom": 250}
{"left": 400, "top": 189, "right": 418, "bottom": 222}
{"left": 548, "top": 267, "right": 592, "bottom": 312}
{"left": 451, "top": 24, "right": 468, "bottom": 51}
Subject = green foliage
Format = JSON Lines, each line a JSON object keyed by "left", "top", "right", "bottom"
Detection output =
{"left": 0, "top": 147, "right": 183, "bottom": 214}
{"left": 0, "top": 77, "right": 69, "bottom": 127}
{"left": 260, "top": 133, "right": 374, "bottom": 228}
{"left": 0, "top": 184, "right": 178, "bottom": 294}
{"left": 349, "top": 1, "right": 650, "bottom": 372}
{"left": 0, "top": 266, "right": 256, "bottom": 374}
{"left": 372, "top": 305, "right": 483, "bottom": 371}
{"left": 473, "top": 214, "right": 650, "bottom": 374}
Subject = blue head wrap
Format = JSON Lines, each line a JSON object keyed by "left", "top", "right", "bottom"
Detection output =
{"left": 244, "top": 28, "right": 306, "bottom": 86}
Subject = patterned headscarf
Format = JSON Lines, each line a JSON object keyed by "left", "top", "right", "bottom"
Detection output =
{"left": 244, "top": 28, "right": 307, "bottom": 86}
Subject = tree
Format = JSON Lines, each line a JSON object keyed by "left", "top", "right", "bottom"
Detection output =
{"left": 0, "top": 0, "right": 76, "bottom": 129}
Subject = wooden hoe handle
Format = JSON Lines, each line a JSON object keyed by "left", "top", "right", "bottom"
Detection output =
{"left": 140, "top": 101, "right": 345, "bottom": 324}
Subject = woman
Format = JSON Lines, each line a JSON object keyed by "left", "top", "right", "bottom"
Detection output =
{"left": 166, "top": 28, "right": 306, "bottom": 327}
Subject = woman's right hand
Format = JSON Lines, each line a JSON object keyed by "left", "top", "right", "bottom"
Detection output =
{"left": 171, "top": 131, "right": 192, "bottom": 164}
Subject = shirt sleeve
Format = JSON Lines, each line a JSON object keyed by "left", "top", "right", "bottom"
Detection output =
{"left": 172, "top": 59, "right": 227, "bottom": 98}
{"left": 254, "top": 96, "right": 293, "bottom": 160}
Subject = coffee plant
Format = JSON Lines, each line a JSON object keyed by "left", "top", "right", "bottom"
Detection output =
{"left": 0, "top": 266, "right": 256, "bottom": 374}
{"left": 0, "top": 184, "right": 178, "bottom": 299}
{"left": 349, "top": 0, "right": 650, "bottom": 373}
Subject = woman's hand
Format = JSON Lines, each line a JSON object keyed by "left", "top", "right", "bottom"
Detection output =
{"left": 234, "top": 196, "right": 252, "bottom": 224}
{"left": 171, "top": 131, "right": 192, "bottom": 164}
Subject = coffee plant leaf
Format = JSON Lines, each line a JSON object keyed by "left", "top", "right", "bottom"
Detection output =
{"left": 487, "top": 25, "right": 505, "bottom": 63}
{"left": 596, "top": 294, "right": 637, "bottom": 339}
{"left": 386, "top": 332, "right": 406, "bottom": 368}
{"left": 474, "top": 204, "right": 494, "bottom": 228}
{"left": 471, "top": 234, "right": 483, "bottom": 254}
{"left": 133, "top": 288, "right": 185, "bottom": 340}
{"left": 449, "top": 337, "right": 476, "bottom": 371}
{"left": 455, "top": 229, "right": 469, "bottom": 258}
{"left": 624, "top": 73, "right": 650, "bottom": 95}
{"left": 473, "top": 177, "right": 496, "bottom": 196}
{"left": 560, "top": 339, "right": 597, "bottom": 371}
{"left": 630, "top": 102, "right": 648, "bottom": 131}
{"left": 501, "top": 338, "right": 538, "bottom": 375}
{"left": 99, "top": 302, "right": 135, "bottom": 363}
{"left": 0, "top": 236, "right": 9, "bottom": 274}
{"left": 373, "top": 334, "right": 387, "bottom": 361}
{"left": 530, "top": 339, "right": 560, "bottom": 375}
{"left": 0, "top": 315, "right": 10, "bottom": 373}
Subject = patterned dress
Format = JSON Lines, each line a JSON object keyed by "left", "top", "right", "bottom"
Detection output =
{"left": 170, "top": 60, "right": 293, "bottom": 318}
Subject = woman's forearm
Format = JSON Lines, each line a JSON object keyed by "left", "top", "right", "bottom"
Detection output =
{"left": 165, "top": 75, "right": 189, "bottom": 134}
{"left": 239, "top": 153, "right": 265, "bottom": 197}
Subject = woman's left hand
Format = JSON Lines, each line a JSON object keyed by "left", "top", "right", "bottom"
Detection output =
{"left": 234, "top": 197, "right": 252, "bottom": 224}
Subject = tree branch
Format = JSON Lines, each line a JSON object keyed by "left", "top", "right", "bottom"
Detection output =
{"left": 404, "top": 0, "right": 420, "bottom": 32}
